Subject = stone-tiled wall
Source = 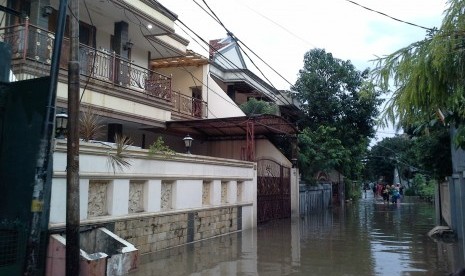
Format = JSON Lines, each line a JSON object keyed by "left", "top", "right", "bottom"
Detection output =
{"left": 113, "top": 207, "right": 242, "bottom": 255}
{"left": 88, "top": 181, "right": 108, "bottom": 217}
{"left": 129, "top": 181, "right": 144, "bottom": 213}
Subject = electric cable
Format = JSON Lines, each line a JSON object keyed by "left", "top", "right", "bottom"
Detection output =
{"left": 112, "top": 1, "right": 248, "bottom": 120}
{"left": 194, "top": 0, "right": 297, "bottom": 106}
{"left": 78, "top": 0, "right": 98, "bottom": 103}
{"left": 197, "top": 0, "right": 296, "bottom": 92}
{"left": 343, "top": 0, "right": 434, "bottom": 31}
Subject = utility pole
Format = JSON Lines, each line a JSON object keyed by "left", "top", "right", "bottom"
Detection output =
{"left": 66, "top": 0, "right": 80, "bottom": 274}
{"left": 24, "top": 0, "right": 68, "bottom": 274}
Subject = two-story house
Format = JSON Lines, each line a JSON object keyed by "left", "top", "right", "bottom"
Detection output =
{"left": 0, "top": 0, "right": 299, "bottom": 274}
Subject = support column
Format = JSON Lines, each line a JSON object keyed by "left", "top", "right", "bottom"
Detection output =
{"left": 114, "top": 21, "right": 130, "bottom": 86}
{"left": 227, "top": 181, "right": 237, "bottom": 204}
{"left": 210, "top": 180, "right": 222, "bottom": 205}
{"left": 145, "top": 180, "right": 161, "bottom": 212}
{"left": 173, "top": 180, "right": 202, "bottom": 209}
{"left": 29, "top": 0, "right": 51, "bottom": 28}
{"left": 107, "top": 179, "right": 130, "bottom": 216}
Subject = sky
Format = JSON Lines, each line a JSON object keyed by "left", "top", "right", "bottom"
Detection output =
{"left": 157, "top": 0, "right": 447, "bottom": 142}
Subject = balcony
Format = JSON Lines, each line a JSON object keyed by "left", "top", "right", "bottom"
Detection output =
{"left": 171, "top": 90, "right": 207, "bottom": 119}
{"left": 0, "top": 21, "right": 207, "bottom": 119}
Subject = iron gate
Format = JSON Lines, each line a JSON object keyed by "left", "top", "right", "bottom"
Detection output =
{"left": 257, "top": 158, "right": 291, "bottom": 223}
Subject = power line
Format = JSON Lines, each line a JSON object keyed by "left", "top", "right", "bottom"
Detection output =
{"left": 198, "top": 0, "right": 295, "bottom": 88}
{"left": 194, "top": 0, "right": 295, "bottom": 106}
{"left": 235, "top": 0, "right": 317, "bottom": 49}
{"left": 343, "top": 0, "right": 434, "bottom": 31}
{"left": 173, "top": 15, "right": 288, "bottom": 109}
{"left": 110, "top": 0, "right": 255, "bottom": 121}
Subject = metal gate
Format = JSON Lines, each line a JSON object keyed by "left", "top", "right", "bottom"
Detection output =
{"left": 0, "top": 77, "right": 53, "bottom": 275}
{"left": 257, "top": 158, "right": 291, "bottom": 223}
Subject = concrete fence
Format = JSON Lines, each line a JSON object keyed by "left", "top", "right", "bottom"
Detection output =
{"left": 49, "top": 140, "right": 257, "bottom": 254}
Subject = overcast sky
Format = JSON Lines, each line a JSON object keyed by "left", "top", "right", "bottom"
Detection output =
{"left": 157, "top": 0, "right": 447, "bottom": 141}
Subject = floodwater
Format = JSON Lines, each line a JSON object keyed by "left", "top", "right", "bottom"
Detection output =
{"left": 130, "top": 192, "right": 465, "bottom": 276}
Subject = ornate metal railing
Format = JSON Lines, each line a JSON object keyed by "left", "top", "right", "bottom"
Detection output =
{"left": 172, "top": 90, "right": 207, "bottom": 118}
{"left": 0, "top": 21, "right": 173, "bottom": 103}
{"left": 256, "top": 158, "right": 291, "bottom": 223}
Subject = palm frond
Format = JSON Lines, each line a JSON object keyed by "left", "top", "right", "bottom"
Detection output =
{"left": 80, "top": 107, "right": 104, "bottom": 141}
{"left": 106, "top": 134, "right": 133, "bottom": 173}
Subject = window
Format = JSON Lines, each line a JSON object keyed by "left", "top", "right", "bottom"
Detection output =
{"left": 48, "top": 9, "right": 96, "bottom": 47}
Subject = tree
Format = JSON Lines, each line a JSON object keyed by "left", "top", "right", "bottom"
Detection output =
{"left": 298, "top": 126, "right": 350, "bottom": 183}
{"left": 372, "top": 0, "right": 465, "bottom": 148}
{"left": 239, "top": 98, "right": 278, "bottom": 116}
{"left": 293, "top": 48, "right": 382, "bottom": 180}
{"left": 364, "top": 136, "right": 413, "bottom": 184}
{"left": 365, "top": 128, "right": 452, "bottom": 185}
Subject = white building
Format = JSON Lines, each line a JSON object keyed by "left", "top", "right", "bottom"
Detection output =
{"left": 0, "top": 0, "right": 300, "bottom": 273}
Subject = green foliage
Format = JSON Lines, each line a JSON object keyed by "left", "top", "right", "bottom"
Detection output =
{"left": 293, "top": 48, "right": 382, "bottom": 182}
{"left": 364, "top": 127, "right": 452, "bottom": 185}
{"left": 294, "top": 49, "right": 382, "bottom": 136}
{"left": 345, "top": 180, "right": 362, "bottom": 201}
{"left": 107, "top": 134, "right": 132, "bottom": 173}
{"left": 80, "top": 107, "right": 104, "bottom": 142}
{"left": 404, "top": 188, "right": 415, "bottom": 196}
{"left": 372, "top": 0, "right": 465, "bottom": 149}
{"left": 409, "top": 127, "right": 452, "bottom": 180}
{"left": 298, "top": 126, "right": 351, "bottom": 183}
{"left": 411, "top": 174, "right": 435, "bottom": 202}
{"left": 239, "top": 98, "right": 278, "bottom": 116}
{"left": 148, "top": 137, "right": 175, "bottom": 158}
{"left": 364, "top": 136, "right": 413, "bottom": 184}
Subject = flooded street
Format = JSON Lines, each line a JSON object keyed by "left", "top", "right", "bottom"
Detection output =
{"left": 131, "top": 193, "right": 464, "bottom": 275}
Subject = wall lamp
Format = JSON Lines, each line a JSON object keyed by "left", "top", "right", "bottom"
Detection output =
{"left": 42, "top": 5, "right": 53, "bottom": 17}
{"left": 183, "top": 134, "right": 193, "bottom": 154}
{"left": 55, "top": 112, "right": 68, "bottom": 139}
{"left": 123, "top": 40, "right": 134, "bottom": 51}
{"left": 291, "top": 158, "right": 298, "bottom": 168}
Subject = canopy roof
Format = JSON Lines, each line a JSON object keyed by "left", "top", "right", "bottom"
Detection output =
{"left": 165, "top": 114, "right": 298, "bottom": 140}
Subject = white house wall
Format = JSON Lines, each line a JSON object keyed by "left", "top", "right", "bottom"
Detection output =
{"left": 157, "top": 65, "right": 244, "bottom": 118}
{"left": 119, "top": 0, "right": 175, "bottom": 29}
{"left": 255, "top": 139, "right": 292, "bottom": 167}
{"left": 206, "top": 66, "right": 245, "bottom": 118}
{"left": 206, "top": 138, "right": 293, "bottom": 167}
{"left": 57, "top": 82, "right": 171, "bottom": 123}
{"left": 156, "top": 66, "right": 203, "bottom": 96}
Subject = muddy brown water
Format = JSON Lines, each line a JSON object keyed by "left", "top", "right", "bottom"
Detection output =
{"left": 129, "top": 193, "right": 464, "bottom": 275}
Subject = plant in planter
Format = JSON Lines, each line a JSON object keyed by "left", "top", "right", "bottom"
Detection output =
{"left": 148, "top": 137, "right": 176, "bottom": 158}
{"left": 80, "top": 107, "right": 104, "bottom": 142}
{"left": 106, "top": 134, "right": 133, "bottom": 173}
{"left": 78, "top": 108, "right": 132, "bottom": 173}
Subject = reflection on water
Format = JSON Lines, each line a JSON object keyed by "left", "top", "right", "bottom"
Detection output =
{"left": 130, "top": 194, "right": 464, "bottom": 275}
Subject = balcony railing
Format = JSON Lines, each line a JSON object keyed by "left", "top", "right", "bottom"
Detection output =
{"left": 0, "top": 21, "right": 207, "bottom": 118}
{"left": 1, "top": 22, "right": 171, "bottom": 97}
{"left": 172, "top": 90, "right": 208, "bottom": 118}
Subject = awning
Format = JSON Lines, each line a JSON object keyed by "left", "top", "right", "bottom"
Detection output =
{"left": 165, "top": 114, "right": 298, "bottom": 140}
